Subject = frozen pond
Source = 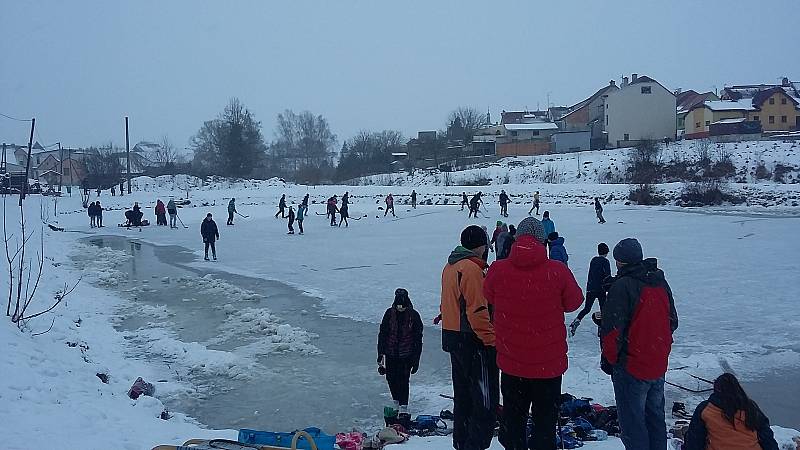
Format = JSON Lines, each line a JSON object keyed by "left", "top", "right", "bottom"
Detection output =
{"left": 80, "top": 235, "right": 451, "bottom": 433}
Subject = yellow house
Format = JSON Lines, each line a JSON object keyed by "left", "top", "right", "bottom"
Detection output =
{"left": 684, "top": 100, "right": 753, "bottom": 139}
{"left": 747, "top": 87, "right": 800, "bottom": 132}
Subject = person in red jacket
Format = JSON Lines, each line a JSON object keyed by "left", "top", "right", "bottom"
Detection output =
{"left": 601, "top": 238, "right": 678, "bottom": 450}
{"left": 155, "top": 199, "right": 167, "bottom": 226}
{"left": 484, "top": 217, "right": 583, "bottom": 450}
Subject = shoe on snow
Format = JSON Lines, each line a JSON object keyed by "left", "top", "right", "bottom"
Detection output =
{"left": 569, "top": 318, "right": 581, "bottom": 337}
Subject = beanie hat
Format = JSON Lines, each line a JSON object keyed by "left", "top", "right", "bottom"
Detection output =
{"left": 393, "top": 288, "right": 411, "bottom": 308}
{"left": 547, "top": 231, "right": 559, "bottom": 241}
{"left": 598, "top": 243, "right": 610, "bottom": 255}
{"left": 516, "top": 217, "right": 547, "bottom": 244}
{"left": 496, "top": 220, "right": 503, "bottom": 227}
{"left": 613, "top": 238, "right": 643, "bottom": 264}
{"left": 460, "top": 225, "right": 488, "bottom": 250}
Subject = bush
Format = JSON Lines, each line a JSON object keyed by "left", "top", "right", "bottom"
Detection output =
{"left": 773, "top": 164, "right": 795, "bottom": 183}
{"left": 680, "top": 181, "right": 744, "bottom": 206}
{"left": 708, "top": 160, "right": 737, "bottom": 179}
{"left": 628, "top": 184, "right": 664, "bottom": 205}
{"left": 540, "top": 165, "right": 564, "bottom": 184}
{"left": 754, "top": 162, "right": 771, "bottom": 180}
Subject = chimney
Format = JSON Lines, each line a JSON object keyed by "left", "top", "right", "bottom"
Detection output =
{"left": 782, "top": 77, "right": 790, "bottom": 87}
{"left": 674, "top": 87, "right": 682, "bottom": 95}
{"left": 609, "top": 80, "right": 616, "bottom": 87}
{"left": 631, "top": 73, "right": 638, "bottom": 82}
{"left": 622, "top": 76, "right": 629, "bottom": 87}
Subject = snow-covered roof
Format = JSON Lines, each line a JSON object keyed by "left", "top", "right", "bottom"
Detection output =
{"left": 504, "top": 122, "right": 559, "bottom": 131}
{"left": 702, "top": 100, "right": 755, "bottom": 112}
{"left": 711, "top": 118, "right": 747, "bottom": 125}
{"left": 391, "top": 152, "right": 408, "bottom": 157}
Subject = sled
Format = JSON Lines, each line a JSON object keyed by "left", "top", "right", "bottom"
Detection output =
{"left": 152, "top": 430, "right": 319, "bottom": 450}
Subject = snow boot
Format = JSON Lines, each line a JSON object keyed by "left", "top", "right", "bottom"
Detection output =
{"left": 672, "top": 402, "right": 691, "bottom": 420}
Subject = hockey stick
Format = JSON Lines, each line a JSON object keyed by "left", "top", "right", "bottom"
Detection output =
{"left": 665, "top": 380, "right": 713, "bottom": 394}
{"left": 175, "top": 213, "right": 189, "bottom": 229}
{"left": 235, "top": 211, "right": 250, "bottom": 219}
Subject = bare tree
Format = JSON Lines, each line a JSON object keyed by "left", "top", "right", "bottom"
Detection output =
{"left": 447, "top": 107, "right": 489, "bottom": 143}
{"left": 150, "top": 135, "right": 180, "bottom": 167}
{"left": 270, "top": 109, "right": 337, "bottom": 179}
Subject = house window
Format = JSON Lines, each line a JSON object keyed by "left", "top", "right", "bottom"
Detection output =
{"left": 769, "top": 116, "right": 775, "bottom": 124}
{"left": 705, "top": 121, "right": 710, "bottom": 127}
{"left": 769, "top": 98, "right": 775, "bottom": 105}
{"left": 695, "top": 122, "right": 701, "bottom": 128}
{"left": 781, "top": 115, "right": 787, "bottom": 123}
{"left": 753, "top": 116, "right": 760, "bottom": 122}
{"left": 641, "top": 86, "right": 652, "bottom": 94}
{"left": 532, "top": 130, "right": 540, "bottom": 136}
{"left": 511, "top": 131, "right": 518, "bottom": 137}
{"left": 624, "top": 133, "right": 630, "bottom": 141}
{"left": 781, "top": 97, "right": 788, "bottom": 105}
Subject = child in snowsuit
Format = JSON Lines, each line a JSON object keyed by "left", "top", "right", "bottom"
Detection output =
{"left": 287, "top": 206, "right": 295, "bottom": 234}
{"left": 570, "top": 243, "right": 611, "bottom": 336}
{"left": 377, "top": 288, "right": 423, "bottom": 416}
{"left": 547, "top": 232, "right": 569, "bottom": 266}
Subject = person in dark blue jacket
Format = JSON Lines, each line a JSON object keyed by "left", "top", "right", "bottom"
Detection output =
{"left": 570, "top": 243, "right": 611, "bottom": 336}
{"left": 547, "top": 232, "right": 568, "bottom": 266}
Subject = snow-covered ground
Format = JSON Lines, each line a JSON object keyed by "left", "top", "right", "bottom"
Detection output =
{"left": 2, "top": 171, "right": 800, "bottom": 449}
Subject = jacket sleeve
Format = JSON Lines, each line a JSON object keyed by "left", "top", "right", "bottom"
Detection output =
{"left": 462, "top": 266, "right": 495, "bottom": 347}
{"left": 756, "top": 410, "right": 779, "bottom": 450}
{"left": 412, "top": 311, "right": 424, "bottom": 365}
{"left": 560, "top": 265, "right": 584, "bottom": 313}
{"left": 663, "top": 276, "right": 679, "bottom": 333}
{"left": 377, "top": 310, "right": 390, "bottom": 357}
{"left": 483, "top": 264, "right": 497, "bottom": 307}
{"left": 600, "top": 278, "right": 632, "bottom": 366}
{"left": 683, "top": 401, "right": 709, "bottom": 450}
{"left": 214, "top": 223, "right": 219, "bottom": 239}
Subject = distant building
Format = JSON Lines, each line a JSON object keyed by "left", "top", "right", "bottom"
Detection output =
{"left": 495, "top": 122, "right": 559, "bottom": 157}
{"left": 551, "top": 130, "right": 591, "bottom": 153}
{"left": 604, "top": 74, "right": 677, "bottom": 147}
{"left": 749, "top": 87, "right": 799, "bottom": 132}
{"left": 684, "top": 100, "right": 755, "bottom": 139}
{"left": 676, "top": 89, "right": 719, "bottom": 137}
{"left": 556, "top": 80, "right": 619, "bottom": 149}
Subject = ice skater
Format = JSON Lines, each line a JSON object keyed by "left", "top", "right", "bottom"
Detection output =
{"left": 339, "top": 200, "right": 349, "bottom": 227}
{"left": 570, "top": 243, "right": 611, "bottom": 336}
{"left": 167, "top": 198, "right": 178, "bottom": 228}
{"left": 595, "top": 197, "right": 606, "bottom": 224}
{"left": 275, "top": 194, "right": 287, "bottom": 218}
{"left": 327, "top": 196, "right": 339, "bottom": 226}
{"left": 468, "top": 192, "right": 483, "bottom": 218}
{"left": 287, "top": 206, "right": 296, "bottom": 234}
{"left": 528, "top": 191, "right": 540, "bottom": 216}
{"left": 460, "top": 192, "right": 469, "bottom": 211}
{"left": 384, "top": 193, "right": 396, "bottom": 217}
{"left": 227, "top": 198, "right": 237, "bottom": 225}
{"left": 200, "top": 213, "right": 219, "bottom": 261}
{"left": 297, "top": 203, "right": 306, "bottom": 235}
{"left": 499, "top": 190, "right": 510, "bottom": 217}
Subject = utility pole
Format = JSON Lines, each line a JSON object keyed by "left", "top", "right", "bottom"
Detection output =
{"left": 20, "top": 118, "right": 35, "bottom": 206}
{"left": 125, "top": 116, "right": 131, "bottom": 194}
{"left": 68, "top": 147, "right": 73, "bottom": 196}
{"left": 58, "top": 142, "right": 63, "bottom": 192}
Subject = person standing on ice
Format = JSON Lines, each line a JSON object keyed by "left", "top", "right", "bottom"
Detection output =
{"left": 155, "top": 199, "right": 167, "bottom": 226}
{"left": 547, "top": 232, "right": 569, "bottom": 266}
{"left": 302, "top": 193, "right": 309, "bottom": 207}
{"left": 440, "top": 225, "right": 497, "bottom": 450}
{"left": 338, "top": 199, "right": 349, "bottom": 227}
{"left": 327, "top": 196, "right": 339, "bottom": 226}
{"left": 275, "top": 194, "right": 287, "bottom": 218}
{"left": 528, "top": 191, "right": 540, "bottom": 216}
{"left": 601, "top": 238, "right": 678, "bottom": 450}
{"left": 384, "top": 193, "right": 396, "bottom": 217}
{"left": 296, "top": 203, "right": 306, "bottom": 235}
{"left": 468, "top": 192, "right": 483, "bottom": 218}
{"left": 683, "top": 373, "right": 778, "bottom": 450}
{"left": 411, "top": 190, "right": 417, "bottom": 209}
{"left": 88, "top": 201, "right": 97, "bottom": 228}
{"left": 541, "top": 210, "right": 555, "bottom": 238}
{"left": 96, "top": 201, "right": 104, "bottom": 227}
{"left": 595, "top": 197, "right": 606, "bottom": 224}
{"left": 494, "top": 224, "right": 512, "bottom": 260}
{"left": 570, "top": 243, "right": 611, "bottom": 336}
{"left": 484, "top": 217, "right": 583, "bottom": 450}
{"left": 227, "top": 198, "right": 237, "bottom": 225}
{"left": 498, "top": 190, "right": 510, "bottom": 217}
{"left": 287, "top": 206, "right": 296, "bottom": 234}
{"left": 377, "top": 288, "right": 423, "bottom": 420}
{"left": 460, "top": 192, "right": 469, "bottom": 211}
{"left": 167, "top": 198, "right": 178, "bottom": 228}
{"left": 200, "top": 213, "right": 219, "bottom": 261}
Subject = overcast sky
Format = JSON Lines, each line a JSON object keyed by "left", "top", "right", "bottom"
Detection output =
{"left": 1, "top": 0, "right": 798, "bottom": 151}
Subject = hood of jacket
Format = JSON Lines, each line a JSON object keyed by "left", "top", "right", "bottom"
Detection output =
{"left": 550, "top": 237, "right": 565, "bottom": 246}
{"left": 508, "top": 235, "right": 548, "bottom": 269}
{"left": 448, "top": 246, "right": 483, "bottom": 266}
{"left": 617, "top": 257, "right": 663, "bottom": 285}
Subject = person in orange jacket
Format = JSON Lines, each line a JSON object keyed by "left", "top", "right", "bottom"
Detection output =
{"left": 440, "top": 225, "right": 497, "bottom": 450}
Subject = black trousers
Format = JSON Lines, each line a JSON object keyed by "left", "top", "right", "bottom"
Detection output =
{"left": 288, "top": 219, "right": 294, "bottom": 232}
{"left": 385, "top": 356, "right": 413, "bottom": 406}
{"left": 576, "top": 290, "right": 606, "bottom": 321}
{"left": 204, "top": 240, "right": 216, "bottom": 258}
{"left": 449, "top": 344, "right": 499, "bottom": 450}
{"left": 298, "top": 219, "right": 304, "bottom": 234}
{"left": 228, "top": 211, "right": 234, "bottom": 225}
{"left": 500, "top": 374, "right": 562, "bottom": 450}
{"left": 500, "top": 204, "right": 508, "bottom": 216}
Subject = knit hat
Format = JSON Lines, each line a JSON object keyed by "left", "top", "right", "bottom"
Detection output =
{"left": 516, "top": 217, "right": 547, "bottom": 243}
{"left": 460, "top": 225, "right": 488, "bottom": 250}
{"left": 547, "top": 231, "right": 559, "bottom": 241}
{"left": 496, "top": 220, "right": 503, "bottom": 227}
{"left": 613, "top": 238, "right": 643, "bottom": 264}
{"left": 393, "top": 288, "right": 411, "bottom": 308}
{"left": 598, "top": 243, "right": 610, "bottom": 255}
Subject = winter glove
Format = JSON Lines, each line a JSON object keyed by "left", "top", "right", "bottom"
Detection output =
{"left": 569, "top": 318, "right": 581, "bottom": 337}
{"left": 433, "top": 314, "right": 442, "bottom": 325}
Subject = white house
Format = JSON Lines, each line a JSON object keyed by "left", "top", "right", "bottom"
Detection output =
{"left": 605, "top": 74, "right": 677, "bottom": 147}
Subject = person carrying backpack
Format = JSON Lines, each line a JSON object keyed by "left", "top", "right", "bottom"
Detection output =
{"left": 601, "top": 238, "right": 678, "bottom": 450}
{"left": 684, "top": 373, "right": 778, "bottom": 450}
{"left": 377, "top": 288, "right": 423, "bottom": 418}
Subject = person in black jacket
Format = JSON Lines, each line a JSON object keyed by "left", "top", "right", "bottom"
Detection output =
{"left": 570, "top": 243, "right": 612, "bottom": 336}
{"left": 287, "top": 206, "right": 296, "bottom": 234}
{"left": 684, "top": 373, "right": 778, "bottom": 450}
{"left": 200, "top": 213, "right": 219, "bottom": 261}
{"left": 498, "top": 190, "right": 510, "bottom": 217}
{"left": 377, "top": 288, "right": 423, "bottom": 415}
{"left": 275, "top": 194, "right": 287, "bottom": 218}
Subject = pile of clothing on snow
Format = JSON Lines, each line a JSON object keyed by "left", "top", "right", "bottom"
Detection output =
{"left": 525, "top": 393, "right": 617, "bottom": 448}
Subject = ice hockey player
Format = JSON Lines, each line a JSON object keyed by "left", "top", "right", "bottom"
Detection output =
{"left": 167, "top": 198, "right": 178, "bottom": 228}
{"left": 468, "top": 192, "right": 483, "bottom": 218}
{"left": 327, "top": 196, "right": 339, "bottom": 226}
{"left": 227, "top": 198, "right": 237, "bottom": 225}
{"left": 411, "top": 190, "right": 417, "bottom": 209}
{"left": 384, "top": 193, "right": 396, "bottom": 217}
{"left": 595, "top": 197, "right": 606, "bottom": 224}
{"left": 297, "top": 203, "right": 306, "bottom": 235}
{"left": 287, "top": 206, "right": 296, "bottom": 234}
{"left": 499, "top": 190, "right": 510, "bottom": 217}
{"left": 570, "top": 243, "right": 611, "bottom": 336}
